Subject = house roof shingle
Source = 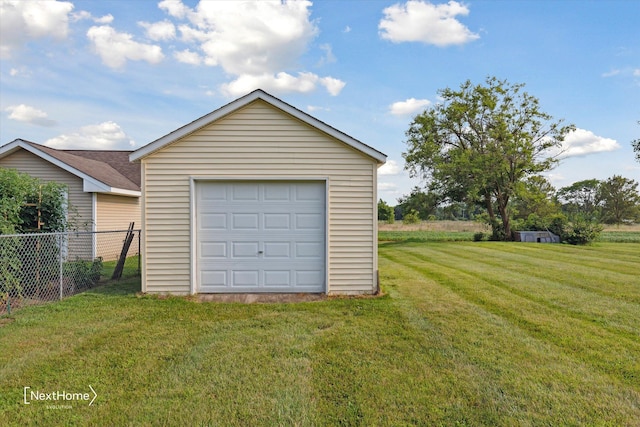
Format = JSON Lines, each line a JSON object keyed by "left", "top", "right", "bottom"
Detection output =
{"left": 1, "top": 139, "right": 140, "bottom": 193}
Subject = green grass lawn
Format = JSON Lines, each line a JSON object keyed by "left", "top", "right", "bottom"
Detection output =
{"left": 1, "top": 241, "right": 639, "bottom": 425}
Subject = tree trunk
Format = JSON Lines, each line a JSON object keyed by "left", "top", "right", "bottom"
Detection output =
{"left": 484, "top": 192, "right": 495, "bottom": 222}
{"left": 498, "top": 199, "right": 512, "bottom": 240}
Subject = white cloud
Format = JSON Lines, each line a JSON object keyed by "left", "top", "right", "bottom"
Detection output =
{"left": 160, "top": 0, "right": 342, "bottom": 96}
{"left": 87, "top": 25, "right": 164, "bottom": 69}
{"left": 174, "top": 49, "right": 202, "bottom": 65}
{"left": 378, "top": 182, "right": 399, "bottom": 192}
{"left": 176, "top": 1, "right": 317, "bottom": 75}
{"left": 320, "top": 77, "right": 346, "bottom": 96}
{"left": 8, "top": 66, "right": 32, "bottom": 78}
{"left": 379, "top": 160, "right": 402, "bottom": 175}
{"left": 602, "top": 69, "right": 621, "bottom": 78}
{"left": 307, "top": 105, "right": 330, "bottom": 112}
{"left": 159, "top": 0, "right": 190, "bottom": 19}
{"left": 602, "top": 67, "right": 640, "bottom": 79}
{"left": 0, "top": 0, "right": 74, "bottom": 58}
{"left": 177, "top": 25, "right": 208, "bottom": 43}
{"left": 317, "top": 44, "right": 336, "bottom": 66}
{"left": 379, "top": 0, "right": 479, "bottom": 47}
{"left": 94, "top": 14, "right": 114, "bottom": 24}
{"left": 343, "top": 26, "right": 352, "bottom": 33}
{"left": 390, "top": 98, "right": 431, "bottom": 115}
{"left": 139, "top": 20, "right": 176, "bottom": 41}
{"left": 45, "top": 121, "right": 135, "bottom": 149}
{"left": 5, "top": 104, "right": 57, "bottom": 127}
{"left": 71, "top": 10, "right": 91, "bottom": 21}
{"left": 220, "top": 72, "right": 345, "bottom": 97}
{"left": 556, "top": 128, "right": 620, "bottom": 158}
{"left": 73, "top": 11, "right": 114, "bottom": 24}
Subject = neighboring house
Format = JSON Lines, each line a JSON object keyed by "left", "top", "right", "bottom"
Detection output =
{"left": 0, "top": 139, "right": 141, "bottom": 260}
{"left": 130, "top": 89, "right": 387, "bottom": 295}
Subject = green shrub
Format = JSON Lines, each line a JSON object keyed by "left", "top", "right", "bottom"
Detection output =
{"left": 473, "top": 232, "right": 485, "bottom": 241}
{"left": 548, "top": 214, "right": 569, "bottom": 238}
{"left": 402, "top": 209, "right": 420, "bottom": 225}
{"left": 563, "top": 219, "right": 603, "bottom": 245}
{"left": 63, "top": 257, "right": 103, "bottom": 289}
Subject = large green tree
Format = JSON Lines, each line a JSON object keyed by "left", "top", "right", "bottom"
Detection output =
{"left": 512, "top": 175, "right": 560, "bottom": 220}
{"left": 597, "top": 175, "right": 640, "bottom": 225}
{"left": 557, "top": 179, "right": 601, "bottom": 221}
{"left": 403, "top": 77, "right": 574, "bottom": 240}
{"left": 396, "top": 186, "right": 439, "bottom": 220}
{"left": 377, "top": 199, "right": 394, "bottom": 223}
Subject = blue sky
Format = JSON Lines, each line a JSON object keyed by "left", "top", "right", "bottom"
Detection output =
{"left": 1, "top": 0, "right": 638, "bottom": 204}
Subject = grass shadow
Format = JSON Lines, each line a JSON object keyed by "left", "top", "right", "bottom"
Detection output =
{"left": 86, "top": 277, "right": 141, "bottom": 296}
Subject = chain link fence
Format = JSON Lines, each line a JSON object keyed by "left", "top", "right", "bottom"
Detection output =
{"left": 0, "top": 229, "right": 140, "bottom": 315}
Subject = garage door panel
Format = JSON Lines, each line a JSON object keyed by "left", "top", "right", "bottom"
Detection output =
{"left": 296, "top": 213, "right": 323, "bottom": 230}
{"left": 264, "top": 184, "right": 291, "bottom": 201}
{"left": 296, "top": 270, "right": 324, "bottom": 287}
{"left": 233, "top": 270, "right": 259, "bottom": 287}
{"left": 200, "top": 185, "right": 227, "bottom": 201}
{"left": 295, "top": 184, "right": 324, "bottom": 201}
{"left": 295, "top": 241, "right": 324, "bottom": 258}
{"left": 200, "top": 214, "right": 226, "bottom": 230}
{"left": 201, "top": 242, "right": 226, "bottom": 258}
{"left": 232, "top": 184, "right": 259, "bottom": 201}
{"left": 201, "top": 270, "right": 227, "bottom": 288}
{"left": 196, "top": 181, "right": 325, "bottom": 293}
{"left": 263, "top": 242, "right": 290, "bottom": 258}
{"left": 264, "top": 213, "right": 290, "bottom": 229}
{"left": 232, "top": 241, "right": 260, "bottom": 258}
{"left": 232, "top": 213, "right": 259, "bottom": 230}
{"left": 264, "top": 270, "right": 291, "bottom": 287}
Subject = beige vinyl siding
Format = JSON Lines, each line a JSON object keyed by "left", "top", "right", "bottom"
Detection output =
{"left": 95, "top": 194, "right": 141, "bottom": 261}
{"left": 0, "top": 149, "right": 93, "bottom": 230}
{"left": 141, "top": 100, "right": 377, "bottom": 294}
{"left": 95, "top": 194, "right": 141, "bottom": 231}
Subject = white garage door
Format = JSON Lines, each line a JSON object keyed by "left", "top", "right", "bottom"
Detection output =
{"left": 196, "top": 181, "right": 326, "bottom": 293}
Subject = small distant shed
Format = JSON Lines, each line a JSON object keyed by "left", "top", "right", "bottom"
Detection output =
{"left": 515, "top": 231, "right": 560, "bottom": 243}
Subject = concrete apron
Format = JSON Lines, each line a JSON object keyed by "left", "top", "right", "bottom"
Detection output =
{"left": 194, "top": 293, "right": 328, "bottom": 303}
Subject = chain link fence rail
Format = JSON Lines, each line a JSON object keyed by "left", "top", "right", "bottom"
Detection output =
{"left": 0, "top": 229, "right": 140, "bottom": 315}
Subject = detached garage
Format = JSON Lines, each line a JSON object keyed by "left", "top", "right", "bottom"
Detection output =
{"left": 130, "top": 89, "right": 386, "bottom": 295}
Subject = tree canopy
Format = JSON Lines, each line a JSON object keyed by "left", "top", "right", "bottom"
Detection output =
{"left": 403, "top": 76, "right": 574, "bottom": 240}
{"left": 557, "top": 179, "right": 601, "bottom": 221}
{"left": 632, "top": 120, "right": 639, "bottom": 163}
{"left": 597, "top": 175, "right": 640, "bottom": 225}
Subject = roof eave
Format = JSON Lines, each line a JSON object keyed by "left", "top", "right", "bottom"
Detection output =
{"left": 2, "top": 139, "right": 140, "bottom": 197}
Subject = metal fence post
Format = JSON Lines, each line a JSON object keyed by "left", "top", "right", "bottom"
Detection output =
{"left": 59, "top": 232, "right": 63, "bottom": 300}
{"left": 138, "top": 231, "right": 141, "bottom": 275}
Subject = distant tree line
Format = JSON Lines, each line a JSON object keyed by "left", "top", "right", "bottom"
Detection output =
{"left": 379, "top": 175, "right": 640, "bottom": 243}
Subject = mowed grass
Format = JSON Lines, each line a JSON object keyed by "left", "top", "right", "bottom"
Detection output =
{"left": 1, "top": 242, "right": 639, "bottom": 425}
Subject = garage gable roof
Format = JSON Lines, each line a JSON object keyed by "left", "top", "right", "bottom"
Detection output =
{"left": 130, "top": 89, "right": 387, "bottom": 164}
{"left": 0, "top": 139, "right": 141, "bottom": 196}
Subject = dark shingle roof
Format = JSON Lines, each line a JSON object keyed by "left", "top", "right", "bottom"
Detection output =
{"left": 19, "top": 140, "right": 140, "bottom": 192}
